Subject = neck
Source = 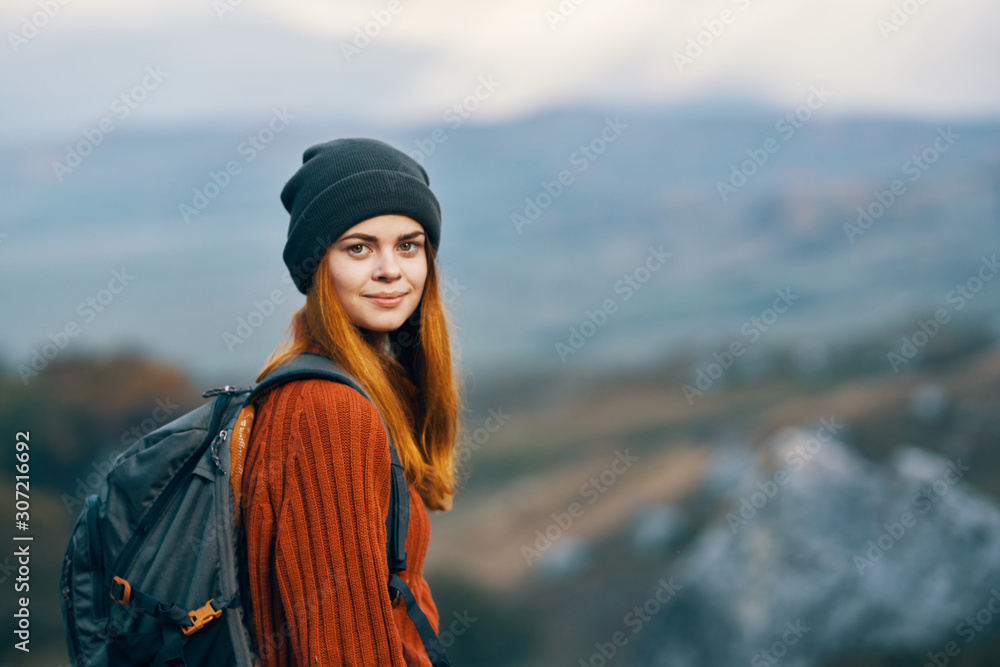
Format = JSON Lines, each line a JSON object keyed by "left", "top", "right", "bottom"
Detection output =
{"left": 363, "top": 329, "right": 390, "bottom": 354}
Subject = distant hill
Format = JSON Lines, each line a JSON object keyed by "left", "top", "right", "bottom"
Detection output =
{"left": 2, "top": 315, "right": 997, "bottom": 667}
{"left": 2, "top": 106, "right": 999, "bottom": 386}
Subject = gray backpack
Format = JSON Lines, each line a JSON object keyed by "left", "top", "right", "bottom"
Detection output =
{"left": 59, "top": 352, "right": 451, "bottom": 666}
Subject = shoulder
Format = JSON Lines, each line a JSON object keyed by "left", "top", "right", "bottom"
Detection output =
{"left": 256, "top": 378, "right": 389, "bottom": 462}
{"left": 257, "top": 377, "right": 381, "bottom": 424}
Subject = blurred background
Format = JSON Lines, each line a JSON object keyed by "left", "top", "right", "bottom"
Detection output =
{"left": 2, "top": 1, "right": 1000, "bottom": 665}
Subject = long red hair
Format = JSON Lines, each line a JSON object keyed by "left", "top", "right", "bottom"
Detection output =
{"left": 257, "top": 242, "right": 463, "bottom": 511}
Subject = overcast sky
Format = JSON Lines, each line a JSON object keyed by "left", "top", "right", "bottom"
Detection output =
{"left": 2, "top": 0, "right": 998, "bottom": 141}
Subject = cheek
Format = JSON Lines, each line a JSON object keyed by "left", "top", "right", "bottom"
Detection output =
{"left": 404, "top": 259, "right": 428, "bottom": 292}
{"left": 328, "top": 259, "right": 366, "bottom": 296}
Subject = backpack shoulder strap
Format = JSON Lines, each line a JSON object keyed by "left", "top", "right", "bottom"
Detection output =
{"left": 235, "top": 351, "right": 410, "bottom": 571}
{"left": 249, "top": 351, "right": 369, "bottom": 403}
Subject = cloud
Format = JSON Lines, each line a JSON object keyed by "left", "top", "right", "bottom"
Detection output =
{"left": 2, "top": 0, "right": 998, "bottom": 143}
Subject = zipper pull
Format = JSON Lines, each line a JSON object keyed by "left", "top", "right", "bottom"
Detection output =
{"left": 210, "top": 429, "right": 229, "bottom": 473}
{"left": 202, "top": 385, "right": 252, "bottom": 398}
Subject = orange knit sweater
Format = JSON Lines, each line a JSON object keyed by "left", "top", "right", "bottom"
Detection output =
{"left": 241, "top": 375, "right": 440, "bottom": 667}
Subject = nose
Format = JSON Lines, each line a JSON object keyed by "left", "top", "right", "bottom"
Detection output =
{"left": 372, "top": 249, "right": 402, "bottom": 281}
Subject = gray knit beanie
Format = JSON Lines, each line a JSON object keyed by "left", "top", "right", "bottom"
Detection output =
{"left": 280, "top": 138, "right": 442, "bottom": 294}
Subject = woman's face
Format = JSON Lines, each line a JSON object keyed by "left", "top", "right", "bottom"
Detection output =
{"left": 328, "top": 214, "right": 428, "bottom": 338}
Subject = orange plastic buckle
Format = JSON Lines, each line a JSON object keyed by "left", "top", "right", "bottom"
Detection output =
{"left": 110, "top": 576, "right": 132, "bottom": 604}
{"left": 182, "top": 599, "right": 224, "bottom": 636}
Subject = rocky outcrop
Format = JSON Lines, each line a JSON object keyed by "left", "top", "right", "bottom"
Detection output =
{"left": 632, "top": 425, "right": 1000, "bottom": 667}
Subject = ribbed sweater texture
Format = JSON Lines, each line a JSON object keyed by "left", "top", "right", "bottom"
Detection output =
{"left": 241, "top": 377, "right": 439, "bottom": 666}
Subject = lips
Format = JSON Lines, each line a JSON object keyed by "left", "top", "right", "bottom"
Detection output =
{"left": 364, "top": 292, "right": 406, "bottom": 307}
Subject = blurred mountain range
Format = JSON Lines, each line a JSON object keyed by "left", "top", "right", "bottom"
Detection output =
{"left": 5, "top": 309, "right": 999, "bottom": 666}
{"left": 2, "top": 106, "right": 999, "bottom": 387}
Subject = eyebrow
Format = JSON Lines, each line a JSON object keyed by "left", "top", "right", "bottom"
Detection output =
{"left": 339, "top": 231, "right": 426, "bottom": 243}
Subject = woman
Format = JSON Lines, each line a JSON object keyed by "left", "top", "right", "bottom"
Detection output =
{"left": 240, "top": 138, "right": 462, "bottom": 666}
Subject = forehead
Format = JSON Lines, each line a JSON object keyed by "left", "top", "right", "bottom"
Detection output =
{"left": 339, "top": 214, "right": 424, "bottom": 240}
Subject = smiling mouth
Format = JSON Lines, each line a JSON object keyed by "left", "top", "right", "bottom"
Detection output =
{"left": 364, "top": 293, "right": 406, "bottom": 306}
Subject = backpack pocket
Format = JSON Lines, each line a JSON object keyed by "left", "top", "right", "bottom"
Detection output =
{"left": 86, "top": 494, "right": 109, "bottom": 619}
{"left": 60, "top": 494, "right": 112, "bottom": 667}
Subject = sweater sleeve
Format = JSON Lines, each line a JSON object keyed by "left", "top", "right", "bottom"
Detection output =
{"left": 269, "top": 379, "right": 408, "bottom": 666}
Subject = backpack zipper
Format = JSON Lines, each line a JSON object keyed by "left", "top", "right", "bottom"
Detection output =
{"left": 61, "top": 553, "right": 84, "bottom": 664}
{"left": 87, "top": 494, "right": 108, "bottom": 620}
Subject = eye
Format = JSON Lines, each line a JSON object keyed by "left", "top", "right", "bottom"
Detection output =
{"left": 347, "top": 244, "right": 368, "bottom": 255}
{"left": 400, "top": 241, "right": 422, "bottom": 253}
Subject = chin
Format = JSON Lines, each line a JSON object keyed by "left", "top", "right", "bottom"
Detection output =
{"left": 350, "top": 300, "right": 418, "bottom": 334}
{"left": 359, "top": 314, "right": 408, "bottom": 333}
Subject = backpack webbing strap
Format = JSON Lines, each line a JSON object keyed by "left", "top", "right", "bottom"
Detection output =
{"left": 109, "top": 577, "right": 239, "bottom": 666}
{"left": 151, "top": 593, "right": 239, "bottom": 667}
{"left": 155, "top": 624, "right": 187, "bottom": 667}
{"left": 111, "top": 577, "right": 190, "bottom": 626}
{"left": 388, "top": 574, "right": 452, "bottom": 667}
{"left": 111, "top": 577, "right": 237, "bottom": 627}
{"left": 385, "top": 444, "right": 409, "bottom": 572}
